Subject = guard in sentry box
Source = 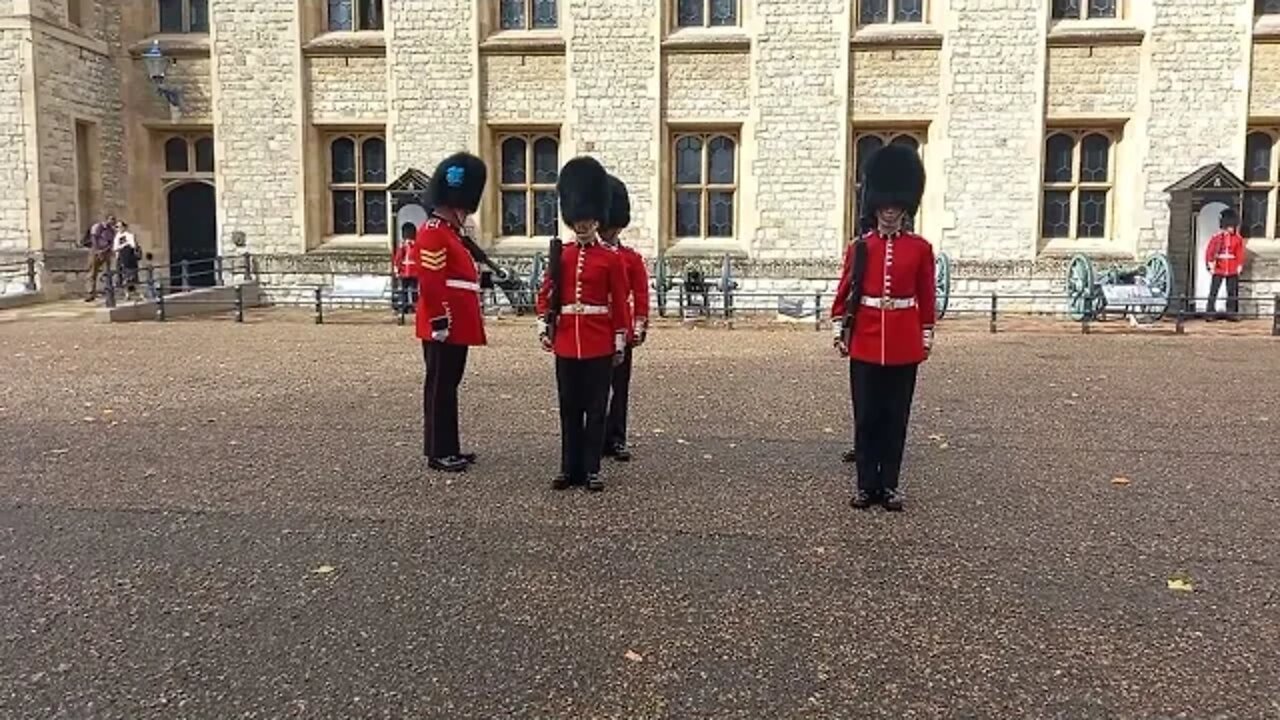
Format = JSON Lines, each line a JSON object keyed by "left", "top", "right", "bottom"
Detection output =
{"left": 831, "top": 144, "right": 936, "bottom": 513}
{"left": 413, "top": 152, "right": 489, "bottom": 474}
{"left": 1204, "top": 207, "right": 1246, "bottom": 322}
{"left": 536, "top": 157, "right": 632, "bottom": 492}
{"left": 599, "top": 174, "right": 650, "bottom": 463}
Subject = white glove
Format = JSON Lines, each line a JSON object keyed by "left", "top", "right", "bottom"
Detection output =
{"left": 613, "top": 331, "right": 626, "bottom": 366}
{"left": 536, "top": 318, "right": 552, "bottom": 351}
{"left": 633, "top": 318, "right": 648, "bottom": 346}
{"left": 923, "top": 327, "right": 935, "bottom": 355}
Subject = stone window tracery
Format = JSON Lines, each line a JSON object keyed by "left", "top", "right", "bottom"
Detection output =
{"left": 327, "top": 0, "right": 384, "bottom": 32}
{"left": 326, "top": 133, "right": 387, "bottom": 236}
{"left": 1243, "top": 129, "right": 1278, "bottom": 239}
{"left": 496, "top": 133, "right": 560, "bottom": 237}
{"left": 857, "top": 0, "right": 924, "bottom": 26}
{"left": 158, "top": 0, "right": 208, "bottom": 33}
{"left": 1041, "top": 130, "right": 1116, "bottom": 241}
{"left": 671, "top": 132, "right": 738, "bottom": 239}
{"left": 1050, "top": 0, "right": 1117, "bottom": 20}
{"left": 161, "top": 134, "right": 215, "bottom": 180}
{"left": 850, "top": 130, "right": 925, "bottom": 238}
{"left": 499, "top": 0, "right": 558, "bottom": 30}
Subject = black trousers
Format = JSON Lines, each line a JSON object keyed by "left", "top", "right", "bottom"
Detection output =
{"left": 423, "top": 341, "right": 468, "bottom": 459}
{"left": 850, "top": 360, "right": 919, "bottom": 494}
{"left": 397, "top": 278, "right": 419, "bottom": 313}
{"left": 555, "top": 356, "right": 614, "bottom": 479}
{"left": 1206, "top": 274, "right": 1240, "bottom": 315}
{"left": 604, "top": 346, "right": 634, "bottom": 450}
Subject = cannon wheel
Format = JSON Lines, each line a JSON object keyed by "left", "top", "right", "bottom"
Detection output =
{"left": 1140, "top": 252, "right": 1172, "bottom": 322}
{"left": 1066, "top": 254, "right": 1096, "bottom": 321}
{"left": 935, "top": 252, "right": 952, "bottom": 319}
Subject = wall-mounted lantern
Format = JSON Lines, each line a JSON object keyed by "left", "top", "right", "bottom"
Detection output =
{"left": 141, "top": 40, "right": 182, "bottom": 108}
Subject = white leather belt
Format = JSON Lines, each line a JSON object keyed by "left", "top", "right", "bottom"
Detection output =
{"left": 1216, "top": 254, "right": 1236, "bottom": 259}
{"left": 561, "top": 303, "right": 609, "bottom": 316}
{"left": 446, "top": 279, "right": 480, "bottom": 292}
{"left": 861, "top": 296, "right": 917, "bottom": 310}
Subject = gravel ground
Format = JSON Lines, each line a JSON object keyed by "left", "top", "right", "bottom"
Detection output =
{"left": 1, "top": 314, "right": 1278, "bottom": 719}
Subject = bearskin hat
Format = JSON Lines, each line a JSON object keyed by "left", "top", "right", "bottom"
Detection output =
{"left": 427, "top": 152, "right": 487, "bottom": 214}
{"left": 604, "top": 175, "right": 631, "bottom": 230}
{"left": 860, "top": 143, "right": 926, "bottom": 221}
{"left": 1220, "top": 207, "right": 1240, "bottom": 229}
{"left": 557, "top": 156, "right": 611, "bottom": 226}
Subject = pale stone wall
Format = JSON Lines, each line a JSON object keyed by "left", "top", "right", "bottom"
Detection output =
{"left": 481, "top": 54, "right": 564, "bottom": 124}
{"left": 33, "top": 15, "right": 126, "bottom": 250}
{"left": 1136, "top": 0, "right": 1252, "bottom": 256}
{"left": 308, "top": 56, "right": 387, "bottom": 122}
{"left": 751, "top": 0, "right": 847, "bottom": 262}
{"left": 209, "top": 0, "right": 304, "bottom": 256}
{"left": 0, "top": 31, "right": 31, "bottom": 253}
{"left": 851, "top": 49, "right": 939, "bottom": 117}
{"left": 1046, "top": 45, "right": 1140, "bottom": 116}
{"left": 166, "top": 57, "right": 214, "bottom": 123}
{"left": 938, "top": 3, "right": 1045, "bottom": 262}
{"left": 1249, "top": 43, "right": 1280, "bottom": 115}
{"left": 565, "top": 0, "right": 659, "bottom": 254}
{"left": 388, "top": 0, "right": 475, "bottom": 175}
{"left": 663, "top": 52, "right": 751, "bottom": 120}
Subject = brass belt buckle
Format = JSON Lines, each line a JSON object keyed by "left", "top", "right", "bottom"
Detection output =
{"left": 572, "top": 303, "right": 584, "bottom": 313}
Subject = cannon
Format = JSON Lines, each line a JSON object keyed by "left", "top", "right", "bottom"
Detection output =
{"left": 654, "top": 254, "right": 738, "bottom": 319}
{"left": 935, "top": 251, "right": 952, "bottom": 320}
{"left": 1065, "top": 252, "right": 1172, "bottom": 322}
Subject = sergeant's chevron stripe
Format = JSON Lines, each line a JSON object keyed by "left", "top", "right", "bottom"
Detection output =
{"left": 420, "top": 248, "right": 446, "bottom": 271}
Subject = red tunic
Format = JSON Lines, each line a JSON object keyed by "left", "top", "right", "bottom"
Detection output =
{"left": 617, "top": 244, "right": 650, "bottom": 344}
{"left": 536, "top": 240, "right": 632, "bottom": 360}
{"left": 412, "top": 217, "right": 487, "bottom": 347}
{"left": 1205, "top": 230, "right": 1245, "bottom": 276}
{"left": 831, "top": 230, "right": 937, "bottom": 366}
{"left": 392, "top": 244, "right": 415, "bottom": 279}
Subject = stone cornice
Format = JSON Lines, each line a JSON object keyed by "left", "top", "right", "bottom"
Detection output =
{"left": 1046, "top": 21, "right": 1144, "bottom": 47}
{"left": 478, "top": 30, "right": 566, "bottom": 55}
{"left": 302, "top": 31, "right": 387, "bottom": 58}
{"left": 127, "top": 34, "right": 210, "bottom": 58}
{"left": 850, "top": 25, "right": 943, "bottom": 50}
{"left": 661, "top": 29, "right": 751, "bottom": 53}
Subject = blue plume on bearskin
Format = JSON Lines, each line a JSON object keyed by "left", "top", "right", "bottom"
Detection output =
{"left": 605, "top": 175, "right": 631, "bottom": 230}
{"left": 427, "top": 152, "right": 488, "bottom": 214}
{"left": 860, "top": 143, "right": 926, "bottom": 220}
{"left": 557, "top": 156, "right": 611, "bottom": 226}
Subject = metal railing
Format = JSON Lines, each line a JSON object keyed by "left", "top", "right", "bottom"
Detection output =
{"left": 0, "top": 258, "right": 38, "bottom": 294}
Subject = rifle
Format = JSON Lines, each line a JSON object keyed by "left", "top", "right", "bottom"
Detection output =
{"left": 839, "top": 238, "right": 868, "bottom": 350}
{"left": 544, "top": 236, "right": 563, "bottom": 342}
{"left": 458, "top": 233, "right": 512, "bottom": 288}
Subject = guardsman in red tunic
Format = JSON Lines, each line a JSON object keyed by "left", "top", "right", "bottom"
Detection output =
{"left": 1205, "top": 208, "right": 1246, "bottom": 321}
{"left": 536, "top": 157, "right": 632, "bottom": 492}
{"left": 414, "top": 152, "right": 488, "bottom": 473}
{"left": 831, "top": 144, "right": 936, "bottom": 512}
{"left": 393, "top": 221, "right": 419, "bottom": 314}
{"left": 600, "top": 175, "right": 650, "bottom": 462}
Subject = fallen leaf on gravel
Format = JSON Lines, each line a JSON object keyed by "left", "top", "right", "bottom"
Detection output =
{"left": 1111, "top": 476, "right": 1131, "bottom": 486}
{"left": 102, "top": 409, "right": 113, "bottom": 415}
{"left": 728, "top": 443, "right": 737, "bottom": 448}
{"left": 702, "top": 454, "right": 713, "bottom": 460}
{"left": 312, "top": 565, "right": 336, "bottom": 575}
{"left": 82, "top": 417, "right": 95, "bottom": 423}
{"left": 939, "top": 442, "right": 950, "bottom": 450}
{"left": 1070, "top": 392, "right": 1080, "bottom": 398}
{"left": 1166, "top": 578, "right": 1193, "bottom": 592}
{"left": 676, "top": 438, "right": 688, "bottom": 445}
{"left": 822, "top": 427, "right": 834, "bottom": 434}
{"left": 228, "top": 440, "right": 240, "bottom": 446}
{"left": 47, "top": 449, "right": 69, "bottom": 455}
{"left": 624, "top": 650, "right": 644, "bottom": 662}
{"left": 652, "top": 428, "right": 665, "bottom": 435}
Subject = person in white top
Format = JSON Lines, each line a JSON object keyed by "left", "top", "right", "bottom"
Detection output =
{"left": 113, "top": 222, "right": 142, "bottom": 300}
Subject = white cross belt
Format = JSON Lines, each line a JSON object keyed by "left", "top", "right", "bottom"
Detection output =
{"left": 446, "top": 279, "right": 480, "bottom": 292}
{"left": 861, "top": 296, "right": 917, "bottom": 310}
{"left": 561, "top": 303, "right": 609, "bottom": 316}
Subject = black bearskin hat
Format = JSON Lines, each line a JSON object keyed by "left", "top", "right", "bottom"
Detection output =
{"left": 860, "top": 144, "right": 926, "bottom": 221}
{"left": 427, "top": 152, "right": 487, "bottom": 214}
{"left": 557, "top": 156, "right": 611, "bottom": 226}
{"left": 604, "top": 175, "right": 631, "bottom": 230}
{"left": 1220, "top": 207, "right": 1240, "bottom": 229}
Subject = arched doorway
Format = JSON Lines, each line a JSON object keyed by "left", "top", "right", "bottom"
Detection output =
{"left": 167, "top": 182, "right": 218, "bottom": 288}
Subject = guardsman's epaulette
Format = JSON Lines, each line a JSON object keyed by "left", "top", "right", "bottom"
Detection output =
{"left": 420, "top": 247, "right": 447, "bottom": 271}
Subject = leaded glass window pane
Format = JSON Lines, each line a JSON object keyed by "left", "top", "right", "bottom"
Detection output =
{"left": 330, "top": 138, "right": 356, "bottom": 183}
{"left": 855, "top": 135, "right": 884, "bottom": 181}
{"left": 1262, "top": 0, "right": 1280, "bottom": 15}
{"left": 534, "top": 190, "right": 558, "bottom": 235}
{"left": 1246, "top": 132, "right": 1273, "bottom": 183}
{"left": 675, "top": 136, "right": 703, "bottom": 184}
{"left": 359, "top": 0, "right": 383, "bottom": 30}
{"left": 533, "top": 138, "right": 559, "bottom": 183}
{"left": 361, "top": 138, "right": 386, "bottom": 184}
{"left": 1051, "top": 0, "right": 1080, "bottom": 19}
{"left": 895, "top": 0, "right": 923, "bottom": 22}
{"left": 159, "top": 0, "right": 183, "bottom": 32}
{"left": 194, "top": 137, "right": 214, "bottom": 173}
{"left": 709, "top": 0, "right": 737, "bottom": 26}
{"left": 501, "top": 138, "right": 527, "bottom": 184}
{"left": 328, "top": 0, "right": 353, "bottom": 31}
{"left": 1077, "top": 190, "right": 1107, "bottom": 238}
{"left": 1079, "top": 134, "right": 1110, "bottom": 183}
{"left": 1088, "top": 0, "right": 1116, "bottom": 18}
{"left": 533, "top": 0, "right": 557, "bottom": 29}
{"left": 189, "top": 0, "right": 209, "bottom": 32}
{"left": 1243, "top": 190, "right": 1270, "bottom": 238}
{"left": 1044, "top": 134, "right": 1074, "bottom": 183}
{"left": 363, "top": 191, "right": 387, "bottom": 235}
{"left": 332, "top": 191, "right": 357, "bottom": 234}
{"left": 164, "top": 137, "right": 188, "bottom": 173}
{"left": 500, "top": 0, "right": 526, "bottom": 29}
{"left": 677, "top": 0, "right": 704, "bottom": 27}
{"left": 859, "top": 0, "right": 889, "bottom": 25}
{"left": 708, "top": 136, "right": 735, "bottom": 184}
{"left": 1042, "top": 190, "right": 1071, "bottom": 238}
{"left": 501, "top": 191, "right": 528, "bottom": 236}
{"left": 707, "top": 191, "right": 734, "bottom": 237}
{"left": 675, "top": 191, "right": 702, "bottom": 236}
